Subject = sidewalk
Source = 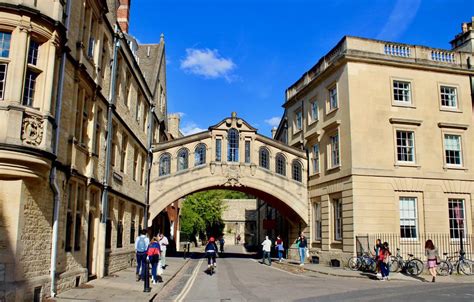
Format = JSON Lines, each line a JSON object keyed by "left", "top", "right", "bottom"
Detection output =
{"left": 274, "top": 259, "right": 474, "bottom": 283}
{"left": 53, "top": 256, "right": 189, "bottom": 302}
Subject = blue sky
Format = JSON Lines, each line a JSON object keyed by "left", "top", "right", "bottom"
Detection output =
{"left": 130, "top": 0, "right": 474, "bottom": 137}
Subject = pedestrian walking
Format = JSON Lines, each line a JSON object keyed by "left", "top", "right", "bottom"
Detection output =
{"left": 159, "top": 233, "right": 169, "bottom": 269}
{"left": 425, "top": 239, "right": 439, "bottom": 282}
{"left": 147, "top": 237, "right": 163, "bottom": 284}
{"left": 275, "top": 236, "right": 284, "bottom": 262}
{"left": 236, "top": 234, "right": 241, "bottom": 245}
{"left": 261, "top": 236, "right": 272, "bottom": 266}
{"left": 374, "top": 238, "right": 382, "bottom": 278}
{"left": 219, "top": 236, "right": 225, "bottom": 253}
{"left": 296, "top": 232, "right": 307, "bottom": 266}
{"left": 135, "top": 229, "right": 149, "bottom": 281}
{"left": 379, "top": 242, "right": 391, "bottom": 281}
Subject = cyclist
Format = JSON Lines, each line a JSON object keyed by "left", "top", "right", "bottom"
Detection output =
{"left": 205, "top": 237, "right": 218, "bottom": 270}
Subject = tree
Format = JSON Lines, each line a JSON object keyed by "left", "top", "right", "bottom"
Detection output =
{"left": 180, "top": 190, "right": 251, "bottom": 241}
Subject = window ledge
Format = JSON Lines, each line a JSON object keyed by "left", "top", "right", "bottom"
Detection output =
{"left": 392, "top": 102, "right": 415, "bottom": 108}
{"left": 326, "top": 107, "right": 338, "bottom": 116}
{"left": 311, "top": 171, "right": 321, "bottom": 177}
{"left": 440, "top": 107, "right": 462, "bottom": 113}
{"left": 326, "top": 165, "right": 341, "bottom": 172}
{"left": 438, "top": 122, "right": 468, "bottom": 130}
{"left": 443, "top": 165, "right": 467, "bottom": 171}
{"left": 309, "top": 119, "right": 319, "bottom": 126}
{"left": 394, "top": 162, "right": 420, "bottom": 168}
{"left": 293, "top": 128, "right": 303, "bottom": 135}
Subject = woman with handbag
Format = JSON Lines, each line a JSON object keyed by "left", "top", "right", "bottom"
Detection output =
{"left": 425, "top": 239, "right": 439, "bottom": 282}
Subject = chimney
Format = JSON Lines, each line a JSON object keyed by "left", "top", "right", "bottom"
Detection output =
{"left": 167, "top": 113, "right": 181, "bottom": 138}
{"left": 271, "top": 127, "right": 277, "bottom": 138}
{"left": 117, "top": 0, "right": 131, "bottom": 33}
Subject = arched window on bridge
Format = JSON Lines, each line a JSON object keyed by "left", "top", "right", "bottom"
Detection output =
{"left": 195, "top": 143, "right": 206, "bottom": 166}
{"left": 228, "top": 128, "right": 239, "bottom": 162}
{"left": 159, "top": 153, "right": 171, "bottom": 176}
{"left": 275, "top": 153, "right": 286, "bottom": 176}
{"left": 177, "top": 148, "right": 189, "bottom": 171}
{"left": 292, "top": 160, "right": 302, "bottom": 182}
{"left": 259, "top": 147, "right": 270, "bottom": 169}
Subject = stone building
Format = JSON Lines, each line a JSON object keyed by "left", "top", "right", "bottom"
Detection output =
{"left": 275, "top": 18, "right": 474, "bottom": 264}
{"left": 221, "top": 198, "right": 257, "bottom": 246}
{"left": 0, "top": 0, "right": 168, "bottom": 300}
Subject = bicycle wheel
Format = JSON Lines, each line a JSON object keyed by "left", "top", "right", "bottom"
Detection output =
{"left": 406, "top": 259, "right": 424, "bottom": 276}
{"left": 367, "top": 258, "right": 377, "bottom": 272}
{"left": 458, "top": 259, "right": 473, "bottom": 275}
{"left": 389, "top": 257, "right": 399, "bottom": 272}
{"left": 348, "top": 256, "right": 361, "bottom": 271}
{"left": 436, "top": 261, "right": 450, "bottom": 276}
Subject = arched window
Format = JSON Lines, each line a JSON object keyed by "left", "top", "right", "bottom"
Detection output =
{"left": 227, "top": 128, "right": 239, "bottom": 162}
{"left": 259, "top": 147, "right": 270, "bottom": 169}
{"left": 195, "top": 144, "right": 206, "bottom": 166}
{"left": 292, "top": 160, "right": 302, "bottom": 182}
{"left": 159, "top": 153, "right": 171, "bottom": 176}
{"left": 275, "top": 153, "right": 286, "bottom": 176}
{"left": 177, "top": 149, "right": 189, "bottom": 171}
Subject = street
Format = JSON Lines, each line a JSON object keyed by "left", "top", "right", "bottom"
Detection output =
{"left": 156, "top": 246, "right": 474, "bottom": 302}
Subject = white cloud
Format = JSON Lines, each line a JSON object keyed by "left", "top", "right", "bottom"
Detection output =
{"left": 180, "top": 48, "right": 236, "bottom": 81}
{"left": 265, "top": 117, "right": 281, "bottom": 128}
{"left": 376, "top": 0, "right": 421, "bottom": 41}
{"left": 181, "top": 122, "right": 206, "bottom": 136}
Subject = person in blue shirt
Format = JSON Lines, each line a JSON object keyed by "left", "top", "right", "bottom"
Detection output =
{"left": 205, "top": 237, "right": 218, "bottom": 269}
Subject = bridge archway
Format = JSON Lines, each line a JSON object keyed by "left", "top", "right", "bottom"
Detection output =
{"left": 149, "top": 113, "right": 308, "bottom": 236}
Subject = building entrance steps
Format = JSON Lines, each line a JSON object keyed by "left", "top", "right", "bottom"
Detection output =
{"left": 53, "top": 257, "right": 189, "bottom": 301}
{"left": 274, "top": 259, "right": 474, "bottom": 283}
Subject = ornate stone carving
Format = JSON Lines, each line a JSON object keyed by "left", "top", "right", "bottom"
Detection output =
{"left": 224, "top": 164, "right": 242, "bottom": 187}
{"left": 21, "top": 114, "right": 44, "bottom": 146}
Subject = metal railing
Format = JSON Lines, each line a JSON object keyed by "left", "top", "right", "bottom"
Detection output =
{"left": 356, "top": 233, "right": 473, "bottom": 259}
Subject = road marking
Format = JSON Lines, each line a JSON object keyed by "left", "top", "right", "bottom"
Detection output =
{"left": 175, "top": 259, "right": 203, "bottom": 302}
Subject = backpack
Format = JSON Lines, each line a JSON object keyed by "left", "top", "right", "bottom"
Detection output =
{"left": 137, "top": 236, "right": 147, "bottom": 252}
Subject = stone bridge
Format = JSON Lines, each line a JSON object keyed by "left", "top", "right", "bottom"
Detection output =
{"left": 149, "top": 113, "right": 308, "bottom": 225}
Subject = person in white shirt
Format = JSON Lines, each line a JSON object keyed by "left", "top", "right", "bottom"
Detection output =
{"left": 159, "top": 233, "right": 169, "bottom": 269}
{"left": 261, "top": 236, "right": 272, "bottom": 266}
{"left": 135, "top": 229, "right": 150, "bottom": 281}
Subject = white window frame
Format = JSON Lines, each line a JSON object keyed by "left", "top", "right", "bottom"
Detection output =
{"left": 399, "top": 197, "right": 418, "bottom": 240}
{"left": 448, "top": 199, "right": 467, "bottom": 239}
{"left": 440, "top": 86, "right": 458, "bottom": 110}
{"left": 393, "top": 80, "right": 412, "bottom": 104}
{"left": 0, "top": 63, "right": 7, "bottom": 100}
{"left": 329, "top": 131, "right": 340, "bottom": 168}
{"left": 295, "top": 110, "right": 302, "bottom": 131}
{"left": 311, "top": 100, "right": 318, "bottom": 122}
{"left": 328, "top": 85, "right": 338, "bottom": 111}
{"left": 312, "top": 144, "right": 320, "bottom": 174}
{"left": 314, "top": 202, "right": 322, "bottom": 241}
{"left": 444, "top": 134, "right": 463, "bottom": 167}
{"left": 395, "top": 130, "right": 416, "bottom": 163}
{"left": 333, "top": 198, "right": 342, "bottom": 241}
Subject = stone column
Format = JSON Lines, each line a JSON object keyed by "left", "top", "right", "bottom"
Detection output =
{"left": 41, "top": 35, "right": 59, "bottom": 114}
{"left": 8, "top": 22, "right": 29, "bottom": 104}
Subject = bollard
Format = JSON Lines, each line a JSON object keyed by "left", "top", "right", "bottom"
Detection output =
{"left": 143, "top": 258, "right": 151, "bottom": 292}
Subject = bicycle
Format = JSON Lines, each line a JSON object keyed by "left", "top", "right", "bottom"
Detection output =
{"left": 348, "top": 252, "right": 377, "bottom": 272}
{"left": 389, "top": 248, "right": 424, "bottom": 276}
{"left": 437, "top": 251, "right": 473, "bottom": 276}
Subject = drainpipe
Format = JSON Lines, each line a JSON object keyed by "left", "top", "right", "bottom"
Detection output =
{"left": 144, "top": 104, "right": 155, "bottom": 229}
{"left": 49, "top": 0, "right": 72, "bottom": 297}
{"left": 99, "top": 25, "right": 120, "bottom": 278}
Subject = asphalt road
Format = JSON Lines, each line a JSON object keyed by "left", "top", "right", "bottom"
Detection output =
{"left": 155, "top": 247, "right": 474, "bottom": 302}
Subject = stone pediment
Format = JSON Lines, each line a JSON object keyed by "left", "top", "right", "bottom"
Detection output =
{"left": 209, "top": 112, "right": 257, "bottom": 133}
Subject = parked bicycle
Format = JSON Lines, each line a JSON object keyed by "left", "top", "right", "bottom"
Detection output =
{"left": 437, "top": 250, "right": 473, "bottom": 276}
{"left": 389, "top": 248, "right": 424, "bottom": 276}
{"left": 348, "top": 252, "right": 377, "bottom": 272}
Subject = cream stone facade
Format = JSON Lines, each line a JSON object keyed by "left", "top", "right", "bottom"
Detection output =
{"left": 276, "top": 20, "right": 474, "bottom": 265}
{"left": 0, "top": 0, "right": 169, "bottom": 300}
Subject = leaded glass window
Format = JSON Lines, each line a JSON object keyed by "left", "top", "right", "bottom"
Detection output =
{"left": 227, "top": 129, "right": 239, "bottom": 162}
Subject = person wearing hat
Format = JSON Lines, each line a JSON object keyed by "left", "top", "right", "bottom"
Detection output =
{"left": 205, "top": 237, "right": 218, "bottom": 269}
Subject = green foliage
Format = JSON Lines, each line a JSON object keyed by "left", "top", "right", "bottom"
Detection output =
{"left": 180, "top": 190, "right": 251, "bottom": 239}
